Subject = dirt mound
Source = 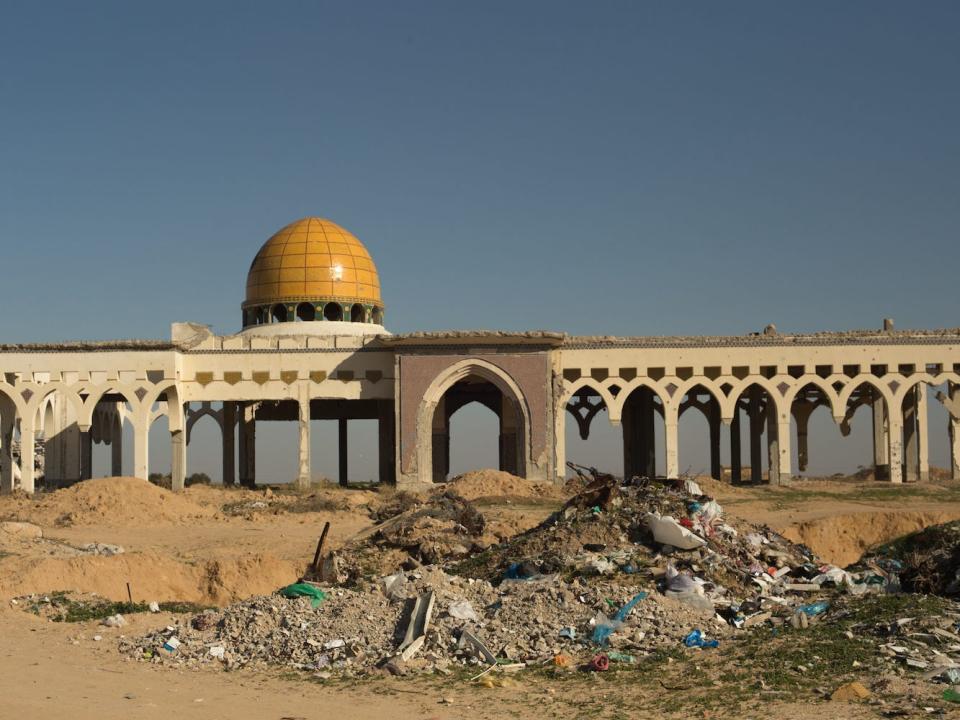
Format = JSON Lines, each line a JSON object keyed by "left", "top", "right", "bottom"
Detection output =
{"left": 0, "top": 550, "right": 300, "bottom": 605}
{"left": 443, "top": 469, "right": 566, "bottom": 502}
{"left": 781, "top": 509, "right": 960, "bottom": 567}
{"left": 1, "top": 477, "right": 217, "bottom": 528}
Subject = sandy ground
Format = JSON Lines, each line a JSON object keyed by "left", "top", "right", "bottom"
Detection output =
{"left": 1, "top": 471, "right": 958, "bottom": 719}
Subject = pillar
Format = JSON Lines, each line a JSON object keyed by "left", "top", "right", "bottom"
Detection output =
{"left": 0, "top": 404, "right": 14, "bottom": 494}
{"left": 949, "top": 383, "right": 960, "bottom": 481}
{"left": 664, "top": 406, "right": 679, "bottom": 479}
{"left": 238, "top": 402, "right": 256, "bottom": 488}
{"left": 297, "top": 390, "right": 311, "bottom": 489}
{"left": 170, "top": 429, "right": 186, "bottom": 492}
{"left": 377, "top": 399, "right": 396, "bottom": 485}
{"left": 917, "top": 385, "right": 929, "bottom": 482}
{"left": 766, "top": 399, "right": 780, "bottom": 485}
{"left": 730, "top": 406, "right": 742, "bottom": 483}
{"left": 888, "top": 411, "right": 904, "bottom": 484}
{"left": 871, "top": 389, "right": 889, "bottom": 481}
{"left": 133, "top": 413, "right": 149, "bottom": 480}
{"left": 338, "top": 417, "right": 348, "bottom": 487}
{"left": 903, "top": 387, "right": 919, "bottom": 482}
{"left": 708, "top": 397, "right": 721, "bottom": 481}
{"left": 623, "top": 389, "right": 656, "bottom": 479}
{"left": 111, "top": 413, "right": 123, "bottom": 477}
{"left": 748, "top": 387, "right": 763, "bottom": 483}
{"left": 793, "top": 402, "right": 814, "bottom": 473}
{"left": 20, "top": 420, "right": 36, "bottom": 493}
{"left": 776, "top": 416, "right": 793, "bottom": 484}
{"left": 222, "top": 402, "right": 236, "bottom": 486}
{"left": 79, "top": 428, "right": 92, "bottom": 481}
{"left": 498, "top": 397, "right": 520, "bottom": 476}
{"left": 431, "top": 396, "right": 449, "bottom": 483}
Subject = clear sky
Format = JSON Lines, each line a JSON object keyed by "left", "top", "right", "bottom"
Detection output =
{"left": 1, "top": 2, "right": 958, "bottom": 483}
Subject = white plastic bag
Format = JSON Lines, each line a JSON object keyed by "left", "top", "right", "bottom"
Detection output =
{"left": 646, "top": 513, "right": 707, "bottom": 550}
{"left": 448, "top": 600, "right": 480, "bottom": 622}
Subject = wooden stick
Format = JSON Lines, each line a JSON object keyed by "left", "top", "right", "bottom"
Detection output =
{"left": 126, "top": 582, "right": 133, "bottom": 604}
{"left": 311, "top": 521, "right": 331, "bottom": 575}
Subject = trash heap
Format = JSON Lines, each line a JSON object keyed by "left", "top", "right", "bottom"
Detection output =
{"left": 119, "top": 566, "right": 724, "bottom": 676}
{"left": 120, "top": 473, "right": 901, "bottom": 677}
{"left": 112, "top": 474, "right": 960, "bottom": 706}
{"left": 858, "top": 520, "right": 960, "bottom": 598}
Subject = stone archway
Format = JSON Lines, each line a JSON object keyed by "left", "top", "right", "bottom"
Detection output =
{"left": 415, "top": 359, "right": 532, "bottom": 485}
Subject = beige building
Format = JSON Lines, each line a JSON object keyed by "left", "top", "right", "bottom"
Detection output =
{"left": 2, "top": 217, "right": 959, "bottom": 493}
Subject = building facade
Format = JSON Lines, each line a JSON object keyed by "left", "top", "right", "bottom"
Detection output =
{"left": 2, "top": 217, "right": 959, "bottom": 493}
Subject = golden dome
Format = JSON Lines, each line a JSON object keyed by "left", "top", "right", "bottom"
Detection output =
{"left": 244, "top": 217, "right": 383, "bottom": 309}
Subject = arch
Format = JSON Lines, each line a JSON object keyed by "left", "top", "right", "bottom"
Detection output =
{"left": 371, "top": 306, "right": 383, "bottom": 325}
{"left": 416, "top": 358, "right": 532, "bottom": 484}
{"left": 350, "top": 303, "right": 366, "bottom": 323}
{"left": 186, "top": 402, "right": 223, "bottom": 444}
{"left": 271, "top": 304, "right": 287, "bottom": 323}
{"left": 721, "top": 376, "right": 785, "bottom": 421}
{"left": 561, "top": 378, "right": 618, "bottom": 423}
{"left": 836, "top": 375, "right": 896, "bottom": 419}
{"left": 295, "top": 302, "right": 316, "bottom": 322}
{"left": 79, "top": 382, "right": 142, "bottom": 428}
{"left": 323, "top": 302, "right": 343, "bottom": 322}
{"left": 783, "top": 376, "right": 841, "bottom": 420}
{"left": 608, "top": 378, "right": 669, "bottom": 425}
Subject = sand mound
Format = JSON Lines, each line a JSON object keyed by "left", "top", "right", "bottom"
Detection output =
{"left": 0, "top": 550, "right": 299, "bottom": 605}
{"left": 6, "top": 477, "right": 217, "bottom": 528}
{"left": 443, "top": 469, "right": 566, "bottom": 501}
{"left": 780, "top": 508, "right": 960, "bottom": 567}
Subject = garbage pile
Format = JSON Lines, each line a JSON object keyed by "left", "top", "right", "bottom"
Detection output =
{"left": 120, "top": 565, "right": 725, "bottom": 676}
{"left": 121, "top": 473, "right": 898, "bottom": 678}
{"left": 858, "top": 520, "right": 960, "bottom": 597}
{"left": 334, "top": 489, "right": 501, "bottom": 582}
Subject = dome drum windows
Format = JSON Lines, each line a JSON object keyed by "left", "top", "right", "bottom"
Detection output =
{"left": 241, "top": 300, "right": 385, "bottom": 327}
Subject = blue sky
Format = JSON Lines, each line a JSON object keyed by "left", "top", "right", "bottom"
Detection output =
{"left": 1, "top": 2, "right": 957, "bottom": 482}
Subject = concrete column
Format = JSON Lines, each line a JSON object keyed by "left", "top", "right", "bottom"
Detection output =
{"left": 949, "top": 383, "right": 960, "bottom": 481}
{"left": 776, "top": 417, "right": 793, "bottom": 484}
{"left": 917, "top": 385, "right": 929, "bottom": 482}
{"left": 748, "top": 387, "right": 763, "bottom": 483}
{"left": 664, "top": 407, "right": 679, "bottom": 479}
{"left": 766, "top": 399, "right": 780, "bottom": 485}
{"left": 377, "top": 400, "right": 396, "bottom": 485}
{"left": 903, "top": 388, "right": 919, "bottom": 482}
{"left": 641, "top": 390, "right": 656, "bottom": 477}
{"left": 133, "top": 413, "right": 149, "bottom": 480}
{"left": 0, "top": 404, "right": 14, "bottom": 494}
{"left": 222, "top": 402, "right": 236, "bottom": 486}
{"left": 888, "top": 411, "right": 904, "bottom": 484}
{"left": 338, "top": 417, "right": 348, "bottom": 487}
{"left": 79, "top": 428, "right": 92, "bottom": 480}
{"left": 20, "top": 420, "right": 36, "bottom": 493}
{"left": 708, "top": 397, "right": 721, "bottom": 480}
{"left": 871, "top": 389, "right": 889, "bottom": 481}
{"left": 111, "top": 413, "right": 123, "bottom": 477}
{"left": 170, "top": 429, "right": 186, "bottom": 492}
{"left": 498, "top": 397, "right": 520, "bottom": 476}
{"left": 792, "top": 402, "right": 813, "bottom": 473}
{"left": 297, "top": 390, "right": 311, "bottom": 489}
{"left": 730, "top": 406, "right": 742, "bottom": 483}
{"left": 239, "top": 402, "right": 256, "bottom": 488}
{"left": 431, "top": 396, "right": 449, "bottom": 483}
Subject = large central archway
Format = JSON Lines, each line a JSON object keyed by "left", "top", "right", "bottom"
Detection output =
{"left": 415, "top": 360, "right": 531, "bottom": 484}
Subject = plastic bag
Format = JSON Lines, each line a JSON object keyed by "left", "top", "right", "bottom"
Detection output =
{"left": 278, "top": 582, "right": 328, "bottom": 608}
{"left": 683, "top": 629, "right": 719, "bottom": 648}
{"left": 448, "top": 600, "right": 480, "bottom": 622}
{"left": 646, "top": 513, "right": 707, "bottom": 550}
